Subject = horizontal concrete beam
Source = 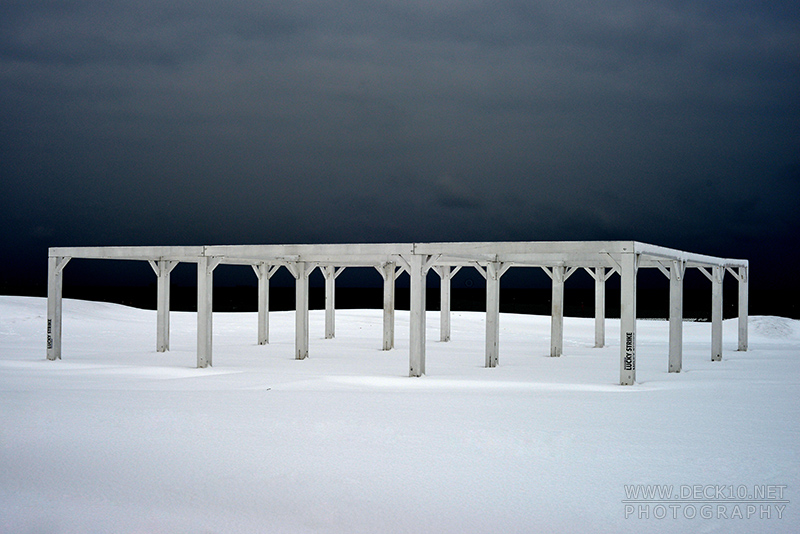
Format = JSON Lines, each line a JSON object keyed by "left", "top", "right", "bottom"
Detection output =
{"left": 49, "top": 241, "right": 747, "bottom": 272}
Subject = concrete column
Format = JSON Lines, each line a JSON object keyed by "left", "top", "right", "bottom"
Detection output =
{"left": 152, "top": 260, "right": 178, "bottom": 353}
{"left": 550, "top": 265, "right": 565, "bottom": 357}
{"left": 253, "top": 263, "right": 270, "bottom": 345}
{"left": 46, "top": 255, "right": 70, "bottom": 361}
{"left": 668, "top": 260, "right": 684, "bottom": 373}
{"left": 323, "top": 265, "right": 336, "bottom": 339}
{"left": 295, "top": 262, "right": 311, "bottom": 360}
{"left": 619, "top": 252, "right": 637, "bottom": 385}
{"left": 485, "top": 262, "right": 501, "bottom": 367}
{"left": 197, "top": 256, "right": 217, "bottom": 368}
{"left": 156, "top": 263, "right": 170, "bottom": 352}
{"left": 738, "top": 266, "right": 748, "bottom": 352}
{"left": 409, "top": 255, "right": 427, "bottom": 377}
{"left": 594, "top": 267, "right": 606, "bottom": 348}
{"left": 439, "top": 265, "right": 452, "bottom": 342}
{"left": 379, "top": 263, "right": 396, "bottom": 351}
{"left": 711, "top": 265, "right": 723, "bottom": 362}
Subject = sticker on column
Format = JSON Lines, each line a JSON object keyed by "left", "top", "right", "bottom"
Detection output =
{"left": 624, "top": 332, "right": 635, "bottom": 372}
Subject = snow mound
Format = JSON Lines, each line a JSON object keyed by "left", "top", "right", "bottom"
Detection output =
{"left": 750, "top": 316, "right": 799, "bottom": 339}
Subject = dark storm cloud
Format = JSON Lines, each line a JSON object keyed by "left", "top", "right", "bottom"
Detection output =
{"left": 1, "top": 1, "right": 798, "bottom": 293}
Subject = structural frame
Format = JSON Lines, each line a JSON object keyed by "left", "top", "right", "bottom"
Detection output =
{"left": 46, "top": 241, "right": 749, "bottom": 385}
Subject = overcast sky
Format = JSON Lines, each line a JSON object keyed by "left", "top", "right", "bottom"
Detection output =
{"left": 1, "top": 1, "right": 798, "bottom": 295}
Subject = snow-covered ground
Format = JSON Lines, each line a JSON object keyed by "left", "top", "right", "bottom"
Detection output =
{"left": 1, "top": 295, "right": 798, "bottom": 533}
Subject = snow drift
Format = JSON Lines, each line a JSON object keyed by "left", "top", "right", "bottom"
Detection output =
{"left": 1, "top": 296, "right": 798, "bottom": 533}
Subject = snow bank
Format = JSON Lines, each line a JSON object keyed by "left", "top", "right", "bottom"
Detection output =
{"left": 1, "top": 297, "right": 798, "bottom": 533}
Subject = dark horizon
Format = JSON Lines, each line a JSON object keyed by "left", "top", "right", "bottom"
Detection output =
{"left": 4, "top": 255, "right": 796, "bottom": 319}
{"left": 2, "top": 2, "right": 798, "bottom": 312}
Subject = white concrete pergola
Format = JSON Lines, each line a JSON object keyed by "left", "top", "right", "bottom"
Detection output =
{"left": 46, "top": 241, "right": 749, "bottom": 385}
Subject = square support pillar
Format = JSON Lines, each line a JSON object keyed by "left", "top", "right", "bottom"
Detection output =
{"left": 408, "top": 255, "right": 427, "bottom": 377}
{"left": 668, "top": 260, "right": 685, "bottom": 373}
{"left": 295, "top": 262, "right": 311, "bottom": 360}
{"left": 254, "top": 263, "right": 270, "bottom": 345}
{"left": 322, "top": 265, "right": 341, "bottom": 340}
{"left": 379, "top": 263, "right": 396, "bottom": 351}
{"left": 619, "top": 252, "right": 637, "bottom": 385}
{"left": 197, "top": 256, "right": 217, "bottom": 368}
{"left": 485, "top": 262, "right": 501, "bottom": 367}
{"left": 711, "top": 265, "right": 723, "bottom": 362}
{"left": 594, "top": 267, "right": 606, "bottom": 348}
{"left": 439, "top": 265, "right": 452, "bottom": 342}
{"left": 156, "top": 264, "right": 170, "bottom": 352}
{"left": 46, "top": 255, "right": 70, "bottom": 361}
{"left": 151, "top": 260, "right": 178, "bottom": 353}
{"left": 550, "top": 265, "right": 565, "bottom": 357}
{"left": 738, "top": 266, "right": 748, "bottom": 352}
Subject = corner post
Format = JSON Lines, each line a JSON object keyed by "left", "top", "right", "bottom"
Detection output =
{"left": 408, "top": 254, "right": 427, "bottom": 376}
{"left": 737, "top": 266, "right": 748, "bottom": 351}
{"left": 485, "top": 262, "right": 501, "bottom": 367}
{"left": 550, "top": 265, "right": 565, "bottom": 357}
{"left": 594, "top": 267, "right": 606, "bottom": 348}
{"left": 711, "top": 265, "right": 723, "bottom": 362}
{"left": 46, "top": 255, "right": 70, "bottom": 361}
{"left": 620, "top": 252, "right": 637, "bottom": 385}
{"left": 668, "top": 260, "right": 685, "bottom": 372}
{"left": 197, "top": 256, "right": 218, "bottom": 368}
